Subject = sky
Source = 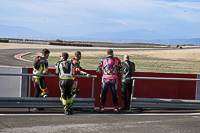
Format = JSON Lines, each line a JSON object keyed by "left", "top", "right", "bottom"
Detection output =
{"left": 0, "top": 0, "right": 200, "bottom": 38}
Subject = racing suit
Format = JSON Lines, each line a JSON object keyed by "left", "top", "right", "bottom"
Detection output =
{"left": 71, "top": 58, "right": 88, "bottom": 98}
{"left": 55, "top": 60, "right": 73, "bottom": 114}
{"left": 32, "top": 56, "right": 49, "bottom": 98}
{"left": 97, "top": 56, "right": 121, "bottom": 111}
{"left": 121, "top": 60, "right": 135, "bottom": 109}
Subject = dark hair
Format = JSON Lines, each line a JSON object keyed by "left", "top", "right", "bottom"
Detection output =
{"left": 62, "top": 52, "right": 69, "bottom": 60}
{"left": 42, "top": 49, "right": 50, "bottom": 56}
{"left": 75, "top": 51, "right": 81, "bottom": 57}
{"left": 107, "top": 49, "right": 113, "bottom": 55}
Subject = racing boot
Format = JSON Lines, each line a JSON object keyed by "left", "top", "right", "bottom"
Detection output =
{"left": 64, "top": 105, "right": 69, "bottom": 115}
{"left": 114, "top": 106, "right": 120, "bottom": 114}
{"left": 67, "top": 103, "right": 73, "bottom": 115}
{"left": 41, "top": 89, "right": 48, "bottom": 98}
{"left": 98, "top": 105, "right": 104, "bottom": 113}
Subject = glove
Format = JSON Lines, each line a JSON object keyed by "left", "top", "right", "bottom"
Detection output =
{"left": 43, "top": 71, "right": 49, "bottom": 75}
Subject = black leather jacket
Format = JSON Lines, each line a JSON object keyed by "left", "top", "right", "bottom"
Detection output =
{"left": 121, "top": 60, "right": 135, "bottom": 83}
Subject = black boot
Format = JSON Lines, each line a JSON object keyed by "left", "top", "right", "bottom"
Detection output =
{"left": 98, "top": 105, "right": 104, "bottom": 113}
{"left": 68, "top": 103, "right": 73, "bottom": 115}
{"left": 64, "top": 105, "right": 69, "bottom": 115}
{"left": 114, "top": 106, "right": 120, "bottom": 114}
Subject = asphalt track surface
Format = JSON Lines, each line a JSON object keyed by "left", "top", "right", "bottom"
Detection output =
{"left": 1, "top": 44, "right": 200, "bottom": 133}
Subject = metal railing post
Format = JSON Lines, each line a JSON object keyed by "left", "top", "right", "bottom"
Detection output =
{"left": 92, "top": 77, "right": 95, "bottom": 99}
{"left": 28, "top": 76, "right": 31, "bottom": 97}
{"left": 28, "top": 76, "right": 32, "bottom": 112}
{"left": 130, "top": 79, "right": 135, "bottom": 112}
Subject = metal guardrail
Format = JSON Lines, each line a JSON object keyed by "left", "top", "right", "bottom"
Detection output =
{"left": 0, "top": 97, "right": 95, "bottom": 109}
{"left": 0, "top": 73, "right": 97, "bottom": 111}
{"left": 130, "top": 76, "right": 200, "bottom": 110}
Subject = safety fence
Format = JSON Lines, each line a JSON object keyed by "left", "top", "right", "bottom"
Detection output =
{"left": 1, "top": 73, "right": 200, "bottom": 112}
{"left": 0, "top": 73, "right": 97, "bottom": 112}
{"left": 130, "top": 77, "right": 200, "bottom": 110}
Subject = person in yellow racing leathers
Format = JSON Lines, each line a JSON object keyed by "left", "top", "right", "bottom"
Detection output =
{"left": 55, "top": 52, "right": 74, "bottom": 115}
{"left": 32, "top": 49, "right": 50, "bottom": 110}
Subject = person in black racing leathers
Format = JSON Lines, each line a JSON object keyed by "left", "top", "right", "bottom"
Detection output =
{"left": 55, "top": 52, "right": 74, "bottom": 115}
{"left": 71, "top": 51, "right": 91, "bottom": 98}
{"left": 32, "top": 48, "right": 50, "bottom": 111}
{"left": 121, "top": 55, "right": 135, "bottom": 110}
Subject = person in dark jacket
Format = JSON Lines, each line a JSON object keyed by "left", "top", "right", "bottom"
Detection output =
{"left": 121, "top": 55, "right": 135, "bottom": 110}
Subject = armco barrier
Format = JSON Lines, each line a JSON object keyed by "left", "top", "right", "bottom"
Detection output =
{"left": 0, "top": 97, "right": 95, "bottom": 109}
{"left": 0, "top": 73, "right": 96, "bottom": 111}
{"left": 130, "top": 76, "right": 200, "bottom": 110}
{"left": 1, "top": 68, "right": 199, "bottom": 108}
{"left": 27, "top": 68, "right": 198, "bottom": 107}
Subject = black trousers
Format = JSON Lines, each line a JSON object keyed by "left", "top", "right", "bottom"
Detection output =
{"left": 121, "top": 81, "right": 133, "bottom": 108}
{"left": 59, "top": 79, "right": 73, "bottom": 100}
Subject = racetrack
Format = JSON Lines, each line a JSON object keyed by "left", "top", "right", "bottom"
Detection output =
{"left": 1, "top": 42, "right": 200, "bottom": 133}
{"left": 0, "top": 42, "right": 172, "bottom": 67}
{"left": 1, "top": 108, "right": 200, "bottom": 133}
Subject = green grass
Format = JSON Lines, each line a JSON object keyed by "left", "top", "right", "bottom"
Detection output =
{"left": 23, "top": 53, "right": 200, "bottom": 74}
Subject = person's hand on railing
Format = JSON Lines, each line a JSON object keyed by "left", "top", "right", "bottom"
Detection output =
{"left": 86, "top": 74, "right": 91, "bottom": 78}
{"left": 43, "top": 71, "right": 49, "bottom": 75}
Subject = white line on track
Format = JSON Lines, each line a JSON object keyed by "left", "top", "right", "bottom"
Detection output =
{"left": 1, "top": 113, "right": 200, "bottom": 116}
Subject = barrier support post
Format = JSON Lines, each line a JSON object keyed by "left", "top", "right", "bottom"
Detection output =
{"left": 90, "top": 77, "right": 95, "bottom": 112}
{"left": 130, "top": 79, "right": 135, "bottom": 112}
{"left": 28, "top": 76, "right": 32, "bottom": 112}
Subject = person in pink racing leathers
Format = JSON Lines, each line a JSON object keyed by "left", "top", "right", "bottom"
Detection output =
{"left": 97, "top": 49, "right": 121, "bottom": 113}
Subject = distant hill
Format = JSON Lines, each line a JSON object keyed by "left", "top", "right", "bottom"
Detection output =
{"left": 81, "top": 29, "right": 176, "bottom": 40}
{"left": 0, "top": 24, "right": 56, "bottom": 40}
{"left": 1, "top": 24, "right": 200, "bottom": 45}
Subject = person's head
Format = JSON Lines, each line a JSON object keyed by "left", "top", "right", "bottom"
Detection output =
{"left": 61, "top": 52, "right": 69, "bottom": 61}
{"left": 107, "top": 49, "right": 113, "bottom": 56}
{"left": 123, "top": 55, "right": 129, "bottom": 61}
{"left": 75, "top": 51, "right": 81, "bottom": 60}
{"left": 42, "top": 49, "right": 50, "bottom": 59}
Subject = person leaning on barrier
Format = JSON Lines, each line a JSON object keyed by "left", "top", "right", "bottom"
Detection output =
{"left": 121, "top": 55, "right": 135, "bottom": 110}
{"left": 97, "top": 49, "right": 121, "bottom": 113}
{"left": 32, "top": 48, "right": 50, "bottom": 110}
{"left": 55, "top": 52, "right": 74, "bottom": 115}
{"left": 71, "top": 51, "right": 91, "bottom": 98}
